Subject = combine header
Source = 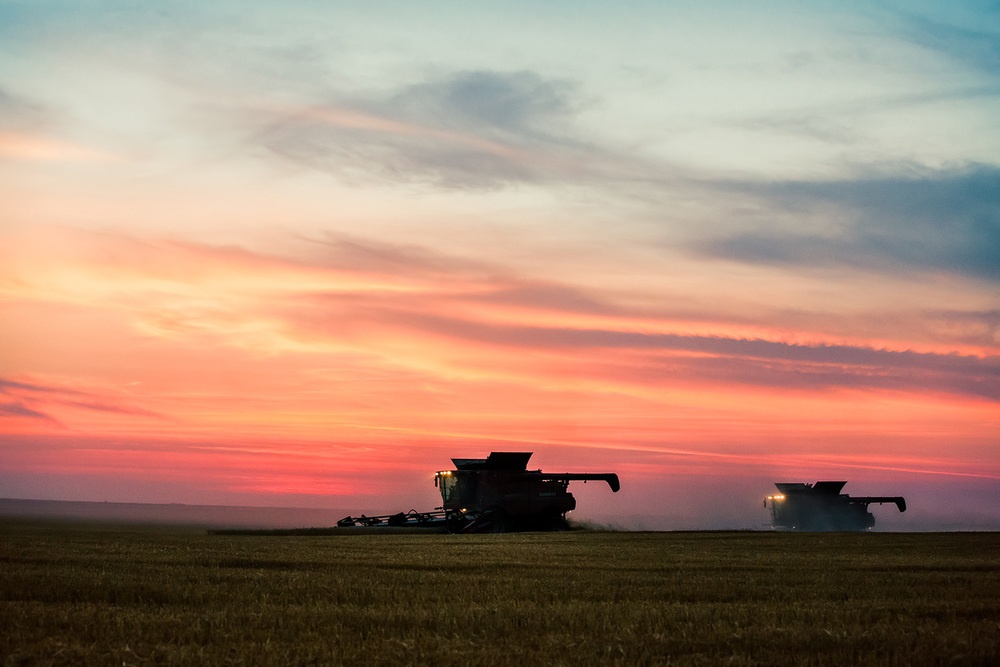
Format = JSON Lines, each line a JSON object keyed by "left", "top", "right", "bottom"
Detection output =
{"left": 338, "top": 451, "right": 620, "bottom": 533}
{"left": 764, "top": 481, "right": 906, "bottom": 531}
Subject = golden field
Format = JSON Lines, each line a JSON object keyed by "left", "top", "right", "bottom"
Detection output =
{"left": 2, "top": 521, "right": 998, "bottom": 665}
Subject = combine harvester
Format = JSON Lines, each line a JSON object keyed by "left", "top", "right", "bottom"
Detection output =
{"left": 338, "top": 451, "right": 620, "bottom": 533}
{"left": 765, "top": 481, "right": 906, "bottom": 531}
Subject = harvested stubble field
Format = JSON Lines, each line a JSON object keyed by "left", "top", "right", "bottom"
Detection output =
{"left": 1, "top": 521, "right": 998, "bottom": 666}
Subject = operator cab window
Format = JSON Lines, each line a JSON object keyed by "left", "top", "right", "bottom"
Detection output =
{"left": 437, "top": 472, "right": 458, "bottom": 502}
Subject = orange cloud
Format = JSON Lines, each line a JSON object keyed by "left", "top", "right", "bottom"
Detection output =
{"left": 2, "top": 226, "right": 996, "bottom": 514}
{"left": 0, "top": 131, "right": 118, "bottom": 163}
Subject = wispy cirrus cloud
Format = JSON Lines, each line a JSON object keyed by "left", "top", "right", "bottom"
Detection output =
{"left": 279, "top": 295, "right": 1000, "bottom": 401}
{"left": 0, "top": 88, "right": 120, "bottom": 162}
{"left": 0, "top": 400, "right": 61, "bottom": 425}
{"left": 893, "top": 7, "right": 1000, "bottom": 75}
{"left": 924, "top": 309, "right": 1000, "bottom": 349}
{"left": 695, "top": 165, "right": 1000, "bottom": 282}
{"left": 0, "top": 87, "right": 51, "bottom": 131}
{"left": 0, "top": 130, "right": 120, "bottom": 162}
{"left": 377, "top": 70, "right": 579, "bottom": 137}
{"left": 0, "top": 375, "right": 165, "bottom": 428}
{"left": 251, "top": 70, "right": 593, "bottom": 188}
{"left": 6, "top": 227, "right": 996, "bottom": 404}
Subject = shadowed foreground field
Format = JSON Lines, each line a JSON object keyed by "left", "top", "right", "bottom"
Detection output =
{"left": 1, "top": 522, "right": 998, "bottom": 666}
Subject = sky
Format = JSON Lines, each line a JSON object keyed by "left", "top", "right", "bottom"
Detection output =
{"left": 1, "top": 1, "right": 998, "bottom": 530}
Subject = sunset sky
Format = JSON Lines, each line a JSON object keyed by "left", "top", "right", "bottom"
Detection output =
{"left": 2, "top": 1, "right": 998, "bottom": 530}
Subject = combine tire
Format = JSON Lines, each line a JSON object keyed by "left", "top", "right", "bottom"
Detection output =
{"left": 446, "top": 510, "right": 467, "bottom": 533}
{"left": 549, "top": 513, "right": 570, "bottom": 531}
{"left": 485, "top": 509, "right": 509, "bottom": 534}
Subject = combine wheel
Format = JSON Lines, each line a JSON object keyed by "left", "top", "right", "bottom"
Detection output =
{"left": 484, "top": 508, "right": 509, "bottom": 534}
{"left": 446, "top": 510, "right": 467, "bottom": 533}
{"left": 549, "top": 513, "right": 570, "bottom": 531}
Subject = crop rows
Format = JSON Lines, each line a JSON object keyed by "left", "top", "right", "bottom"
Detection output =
{"left": 2, "top": 523, "right": 998, "bottom": 665}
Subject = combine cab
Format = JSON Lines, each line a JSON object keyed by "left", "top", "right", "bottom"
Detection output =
{"left": 765, "top": 481, "right": 906, "bottom": 531}
{"left": 338, "top": 451, "right": 620, "bottom": 533}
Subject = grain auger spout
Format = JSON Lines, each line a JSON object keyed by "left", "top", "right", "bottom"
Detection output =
{"left": 338, "top": 452, "right": 621, "bottom": 533}
{"left": 538, "top": 473, "right": 621, "bottom": 493}
{"left": 852, "top": 496, "right": 907, "bottom": 513}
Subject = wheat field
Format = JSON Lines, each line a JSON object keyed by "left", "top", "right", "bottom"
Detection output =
{"left": 2, "top": 521, "right": 998, "bottom": 665}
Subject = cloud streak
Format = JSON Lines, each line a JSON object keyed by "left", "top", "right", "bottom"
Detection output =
{"left": 6, "top": 227, "right": 995, "bottom": 404}
{"left": 894, "top": 7, "right": 1000, "bottom": 75}
{"left": 288, "top": 298, "right": 999, "bottom": 401}
{"left": 696, "top": 165, "right": 1000, "bottom": 281}
{"left": 0, "top": 375, "right": 166, "bottom": 429}
{"left": 249, "top": 70, "right": 596, "bottom": 188}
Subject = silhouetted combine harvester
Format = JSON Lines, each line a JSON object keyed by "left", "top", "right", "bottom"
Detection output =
{"left": 764, "top": 481, "right": 906, "bottom": 531}
{"left": 338, "top": 451, "right": 620, "bottom": 533}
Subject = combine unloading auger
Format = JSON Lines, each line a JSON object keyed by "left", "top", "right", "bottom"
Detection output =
{"left": 764, "top": 481, "right": 906, "bottom": 531}
{"left": 338, "top": 452, "right": 620, "bottom": 533}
